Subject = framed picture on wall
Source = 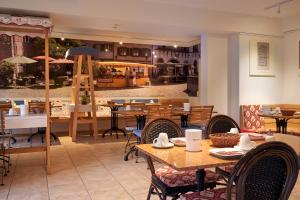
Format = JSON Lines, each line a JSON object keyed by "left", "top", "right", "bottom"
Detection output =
{"left": 249, "top": 40, "right": 275, "bottom": 77}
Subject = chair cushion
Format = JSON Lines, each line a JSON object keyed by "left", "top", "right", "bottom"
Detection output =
{"left": 181, "top": 188, "right": 229, "bottom": 200}
{"left": 155, "top": 166, "right": 221, "bottom": 187}
{"left": 125, "top": 126, "right": 136, "bottom": 132}
{"left": 133, "top": 130, "right": 142, "bottom": 138}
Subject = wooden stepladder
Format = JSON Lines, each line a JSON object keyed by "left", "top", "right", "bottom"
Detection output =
{"left": 70, "top": 54, "right": 98, "bottom": 142}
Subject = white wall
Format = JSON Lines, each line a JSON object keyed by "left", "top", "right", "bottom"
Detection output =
{"left": 228, "top": 34, "right": 240, "bottom": 121}
{"left": 282, "top": 30, "right": 300, "bottom": 103}
{"left": 239, "top": 34, "right": 283, "bottom": 105}
{"left": 201, "top": 33, "right": 228, "bottom": 114}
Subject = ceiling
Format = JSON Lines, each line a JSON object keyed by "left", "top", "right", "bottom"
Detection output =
{"left": 0, "top": 0, "right": 299, "bottom": 45}
{"left": 145, "top": 0, "right": 300, "bottom": 18}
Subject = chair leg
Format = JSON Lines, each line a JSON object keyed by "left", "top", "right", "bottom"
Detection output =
{"left": 124, "top": 132, "right": 132, "bottom": 153}
{"left": 147, "top": 184, "right": 154, "bottom": 200}
{"left": 0, "top": 166, "right": 5, "bottom": 186}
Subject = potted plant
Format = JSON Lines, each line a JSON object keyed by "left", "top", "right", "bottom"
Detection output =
{"left": 80, "top": 93, "right": 90, "bottom": 105}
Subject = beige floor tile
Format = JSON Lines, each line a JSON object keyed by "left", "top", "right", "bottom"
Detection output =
{"left": 48, "top": 182, "right": 91, "bottom": 200}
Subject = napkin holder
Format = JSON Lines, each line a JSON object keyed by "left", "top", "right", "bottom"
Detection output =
{"left": 183, "top": 103, "right": 191, "bottom": 111}
{"left": 185, "top": 129, "right": 202, "bottom": 152}
{"left": 19, "top": 105, "right": 28, "bottom": 116}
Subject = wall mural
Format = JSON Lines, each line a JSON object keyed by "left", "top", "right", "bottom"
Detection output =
{"left": 0, "top": 35, "right": 200, "bottom": 116}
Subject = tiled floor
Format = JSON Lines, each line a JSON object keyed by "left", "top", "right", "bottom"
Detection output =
{"left": 0, "top": 135, "right": 300, "bottom": 200}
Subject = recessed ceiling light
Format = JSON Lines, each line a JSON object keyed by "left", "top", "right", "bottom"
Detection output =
{"left": 152, "top": 51, "right": 155, "bottom": 55}
{"left": 174, "top": 44, "right": 178, "bottom": 48}
{"left": 154, "top": 55, "right": 157, "bottom": 58}
{"left": 119, "top": 41, "right": 123, "bottom": 45}
{"left": 61, "top": 37, "right": 65, "bottom": 41}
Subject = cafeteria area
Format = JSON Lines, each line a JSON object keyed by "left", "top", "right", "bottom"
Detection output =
{"left": 1, "top": 0, "right": 300, "bottom": 200}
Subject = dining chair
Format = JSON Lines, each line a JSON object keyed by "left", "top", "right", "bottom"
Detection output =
{"left": 206, "top": 114, "right": 241, "bottom": 181}
{"left": 27, "top": 101, "right": 58, "bottom": 143}
{"left": 146, "top": 105, "right": 161, "bottom": 122}
{"left": 181, "top": 141, "right": 299, "bottom": 200}
{"left": 141, "top": 118, "right": 221, "bottom": 200}
{"left": 0, "top": 103, "right": 13, "bottom": 183}
{"left": 123, "top": 102, "right": 145, "bottom": 154}
{"left": 206, "top": 114, "right": 240, "bottom": 139}
{"left": 188, "top": 105, "right": 214, "bottom": 129}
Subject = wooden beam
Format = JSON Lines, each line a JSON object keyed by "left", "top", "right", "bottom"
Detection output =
{"left": 44, "top": 29, "right": 51, "bottom": 173}
{"left": 6, "top": 147, "right": 46, "bottom": 154}
{"left": 0, "top": 24, "right": 46, "bottom": 34}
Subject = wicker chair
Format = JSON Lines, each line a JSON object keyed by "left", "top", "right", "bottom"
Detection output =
{"left": 142, "top": 118, "right": 221, "bottom": 200}
{"left": 206, "top": 114, "right": 240, "bottom": 139}
{"left": 206, "top": 115, "right": 241, "bottom": 181}
{"left": 181, "top": 141, "right": 299, "bottom": 200}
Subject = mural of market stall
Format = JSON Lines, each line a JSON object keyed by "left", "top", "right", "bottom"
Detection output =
{"left": 95, "top": 61, "right": 156, "bottom": 88}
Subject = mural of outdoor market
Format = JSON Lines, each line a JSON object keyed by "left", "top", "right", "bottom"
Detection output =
{"left": 0, "top": 35, "right": 200, "bottom": 103}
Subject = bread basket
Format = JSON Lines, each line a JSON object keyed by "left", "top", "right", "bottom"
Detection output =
{"left": 281, "top": 109, "right": 296, "bottom": 116}
{"left": 210, "top": 133, "right": 240, "bottom": 147}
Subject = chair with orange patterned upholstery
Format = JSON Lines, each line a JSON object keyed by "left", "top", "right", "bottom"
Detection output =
{"left": 240, "top": 105, "right": 270, "bottom": 133}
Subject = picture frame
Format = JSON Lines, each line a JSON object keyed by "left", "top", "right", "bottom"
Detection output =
{"left": 249, "top": 40, "right": 275, "bottom": 77}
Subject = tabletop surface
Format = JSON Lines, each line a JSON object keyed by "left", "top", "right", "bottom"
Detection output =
{"left": 136, "top": 134, "right": 300, "bottom": 171}
{"left": 5, "top": 113, "right": 47, "bottom": 119}
{"left": 258, "top": 113, "right": 300, "bottom": 119}
{"left": 114, "top": 108, "right": 190, "bottom": 116}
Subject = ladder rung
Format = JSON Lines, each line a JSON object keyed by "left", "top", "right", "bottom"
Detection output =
{"left": 77, "top": 119, "right": 95, "bottom": 124}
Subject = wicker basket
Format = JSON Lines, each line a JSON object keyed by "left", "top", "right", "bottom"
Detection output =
{"left": 281, "top": 109, "right": 296, "bottom": 116}
{"left": 210, "top": 133, "right": 240, "bottom": 147}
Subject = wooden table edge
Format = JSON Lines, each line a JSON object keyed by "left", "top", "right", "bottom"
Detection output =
{"left": 136, "top": 144, "right": 238, "bottom": 171}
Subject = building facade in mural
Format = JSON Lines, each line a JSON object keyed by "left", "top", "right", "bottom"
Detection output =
{"left": 0, "top": 35, "right": 200, "bottom": 104}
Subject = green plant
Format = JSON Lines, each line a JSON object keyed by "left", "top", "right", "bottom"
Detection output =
{"left": 0, "top": 62, "right": 14, "bottom": 87}
{"left": 80, "top": 94, "right": 90, "bottom": 105}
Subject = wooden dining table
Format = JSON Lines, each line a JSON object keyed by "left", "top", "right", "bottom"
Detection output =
{"left": 258, "top": 113, "right": 300, "bottom": 133}
{"left": 136, "top": 133, "right": 300, "bottom": 191}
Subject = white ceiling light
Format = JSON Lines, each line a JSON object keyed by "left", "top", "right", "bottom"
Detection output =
{"left": 174, "top": 44, "right": 178, "bottom": 48}
{"left": 264, "top": 0, "right": 294, "bottom": 14}
{"left": 119, "top": 41, "right": 123, "bottom": 45}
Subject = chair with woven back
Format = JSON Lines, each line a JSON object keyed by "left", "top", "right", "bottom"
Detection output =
{"left": 141, "top": 118, "right": 221, "bottom": 200}
{"left": 181, "top": 141, "right": 299, "bottom": 200}
{"left": 206, "top": 114, "right": 240, "bottom": 139}
{"left": 27, "top": 101, "right": 58, "bottom": 143}
{"left": 206, "top": 114, "right": 241, "bottom": 180}
{"left": 188, "top": 105, "right": 214, "bottom": 130}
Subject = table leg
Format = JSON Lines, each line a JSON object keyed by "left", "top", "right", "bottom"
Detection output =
{"left": 275, "top": 118, "right": 281, "bottom": 133}
{"left": 196, "top": 169, "right": 206, "bottom": 191}
{"left": 282, "top": 119, "right": 289, "bottom": 134}
{"left": 102, "top": 106, "right": 125, "bottom": 138}
{"left": 181, "top": 115, "right": 188, "bottom": 128}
